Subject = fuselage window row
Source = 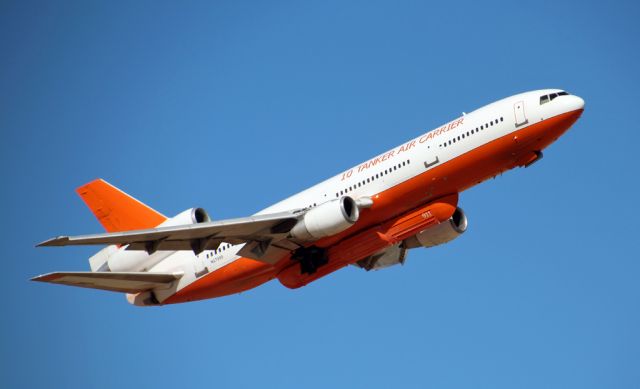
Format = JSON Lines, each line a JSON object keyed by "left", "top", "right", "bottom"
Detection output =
{"left": 335, "top": 159, "right": 411, "bottom": 197}
{"left": 205, "top": 243, "right": 234, "bottom": 258}
{"left": 438, "top": 117, "right": 504, "bottom": 149}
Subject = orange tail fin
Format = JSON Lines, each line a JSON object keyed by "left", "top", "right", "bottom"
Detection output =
{"left": 76, "top": 179, "right": 167, "bottom": 232}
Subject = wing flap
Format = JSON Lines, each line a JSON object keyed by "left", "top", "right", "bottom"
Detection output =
{"left": 31, "top": 271, "right": 183, "bottom": 294}
{"left": 238, "top": 239, "right": 299, "bottom": 265}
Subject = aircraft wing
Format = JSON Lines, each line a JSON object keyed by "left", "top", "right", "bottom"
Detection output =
{"left": 31, "top": 271, "right": 183, "bottom": 294}
{"left": 37, "top": 210, "right": 303, "bottom": 265}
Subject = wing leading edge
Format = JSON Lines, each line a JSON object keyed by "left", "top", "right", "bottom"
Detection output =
{"left": 37, "top": 211, "right": 302, "bottom": 265}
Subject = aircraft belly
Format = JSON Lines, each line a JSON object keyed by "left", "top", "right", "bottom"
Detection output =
{"left": 162, "top": 257, "right": 277, "bottom": 304}
{"left": 277, "top": 194, "right": 458, "bottom": 289}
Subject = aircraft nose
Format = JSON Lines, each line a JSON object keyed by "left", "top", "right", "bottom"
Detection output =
{"left": 568, "top": 95, "right": 585, "bottom": 111}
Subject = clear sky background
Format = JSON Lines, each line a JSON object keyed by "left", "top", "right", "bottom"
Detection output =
{"left": 2, "top": 1, "right": 639, "bottom": 388}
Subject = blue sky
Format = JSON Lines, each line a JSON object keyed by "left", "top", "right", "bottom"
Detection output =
{"left": 2, "top": 1, "right": 640, "bottom": 388}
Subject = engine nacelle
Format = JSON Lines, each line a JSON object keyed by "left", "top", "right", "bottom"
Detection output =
{"left": 158, "top": 207, "right": 211, "bottom": 227}
{"left": 404, "top": 207, "right": 468, "bottom": 248}
{"left": 104, "top": 207, "right": 211, "bottom": 272}
{"left": 290, "top": 197, "right": 359, "bottom": 241}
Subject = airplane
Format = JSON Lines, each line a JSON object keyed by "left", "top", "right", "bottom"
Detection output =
{"left": 33, "top": 89, "right": 585, "bottom": 306}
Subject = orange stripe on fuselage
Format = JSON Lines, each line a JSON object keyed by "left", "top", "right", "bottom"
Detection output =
{"left": 164, "top": 109, "right": 583, "bottom": 304}
{"left": 164, "top": 257, "right": 277, "bottom": 304}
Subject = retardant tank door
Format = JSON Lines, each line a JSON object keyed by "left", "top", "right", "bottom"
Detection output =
{"left": 514, "top": 101, "right": 528, "bottom": 127}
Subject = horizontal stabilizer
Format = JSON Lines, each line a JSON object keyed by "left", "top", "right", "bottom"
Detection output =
{"left": 31, "top": 271, "right": 183, "bottom": 294}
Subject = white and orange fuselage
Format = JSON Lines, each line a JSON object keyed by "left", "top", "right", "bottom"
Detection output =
{"left": 35, "top": 89, "right": 585, "bottom": 305}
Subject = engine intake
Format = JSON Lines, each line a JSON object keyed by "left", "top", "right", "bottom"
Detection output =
{"left": 404, "top": 207, "right": 468, "bottom": 248}
{"left": 290, "top": 197, "right": 359, "bottom": 241}
{"left": 158, "top": 207, "right": 211, "bottom": 227}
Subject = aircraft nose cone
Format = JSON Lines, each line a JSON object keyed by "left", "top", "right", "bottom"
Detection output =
{"left": 569, "top": 95, "right": 585, "bottom": 111}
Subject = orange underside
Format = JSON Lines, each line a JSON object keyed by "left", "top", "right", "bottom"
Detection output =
{"left": 164, "top": 109, "right": 583, "bottom": 304}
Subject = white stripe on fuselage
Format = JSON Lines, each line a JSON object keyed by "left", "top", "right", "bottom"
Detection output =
{"left": 258, "top": 90, "right": 556, "bottom": 215}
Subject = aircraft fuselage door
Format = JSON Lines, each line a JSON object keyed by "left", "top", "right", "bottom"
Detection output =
{"left": 193, "top": 253, "right": 208, "bottom": 278}
{"left": 514, "top": 101, "right": 528, "bottom": 127}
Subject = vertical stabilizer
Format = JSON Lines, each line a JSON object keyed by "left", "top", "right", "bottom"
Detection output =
{"left": 76, "top": 179, "right": 167, "bottom": 232}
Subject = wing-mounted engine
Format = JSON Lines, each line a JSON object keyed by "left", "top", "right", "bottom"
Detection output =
{"left": 354, "top": 244, "right": 407, "bottom": 271}
{"left": 353, "top": 208, "right": 467, "bottom": 271}
{"left": 290, "top": 196, "right": 359, "bottom": 241}
{"left": 403, "top": 207, "right": 467, "bottom": 249}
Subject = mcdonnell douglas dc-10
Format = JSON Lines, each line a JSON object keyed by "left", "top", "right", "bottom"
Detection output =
{"left": 34, "top": 89, "right": 584, "bottom": 306}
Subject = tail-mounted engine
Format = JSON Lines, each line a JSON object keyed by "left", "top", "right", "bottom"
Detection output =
{"left": 158, "top": 207, "right": 210, "bottom": 227}
{"left": 99, "top": 207, "right": 211, "bottom": 273}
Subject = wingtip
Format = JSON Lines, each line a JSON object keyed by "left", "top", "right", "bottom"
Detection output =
{"left": 36, "top": 236, "right": 70, "bottom": 247}
{"left": 31, "top": 272, "right": 58, "bottom": 282}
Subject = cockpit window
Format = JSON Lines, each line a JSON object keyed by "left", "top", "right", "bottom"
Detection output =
{"left": 540, "top": 91, "right": 570, "bottom": 105}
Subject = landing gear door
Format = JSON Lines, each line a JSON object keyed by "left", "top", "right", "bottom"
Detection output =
{"left": 514, "top": 101, "right": 528, "bottom": 127}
